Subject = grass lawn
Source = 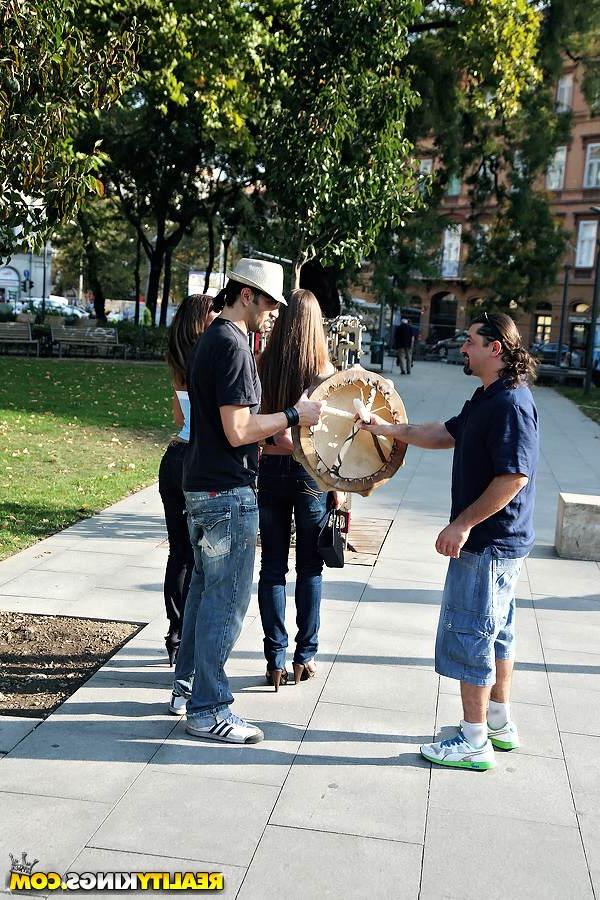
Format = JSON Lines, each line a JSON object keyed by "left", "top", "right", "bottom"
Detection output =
{"left": 556, "top": 386, "right": 600, "bottom": 426}
{"left": 0, "top": 358, "right": 173, "bottom": 560}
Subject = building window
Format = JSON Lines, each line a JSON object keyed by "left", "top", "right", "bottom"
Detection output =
{"left": 534, "top": 315, "right": 552, "bottom": 344}
{"left": 556, "top": 74, "right": 573, "bottom": 112}
{"left": 546, "top": 146, "right": 567, "bottom": 190}
{"left": 441, "top": 224, "right": 462, "bottom": 277}
{"left": 446, "top": 173, "right": 461, "bottom": 196}
{"left": 575, "top": 220, "right": 598, "bottom": 268}
{"left": 584, "top": 144, "right": 600, "bottom": 188}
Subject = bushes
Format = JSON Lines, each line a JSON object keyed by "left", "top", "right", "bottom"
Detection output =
{"left": 115, "top": 322, "right": 168, "bottom": 359}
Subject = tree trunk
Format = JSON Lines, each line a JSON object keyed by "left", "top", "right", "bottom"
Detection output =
{"left": 146, "top": 246, "right": 164, "bottom": 326}
{"left": 204, "top": 211, "right": 216, "bottom": 293}
{"left": 222, "top": 234, "right": 234, "bottom": 288}
{"left": 78, "top": 211, "right": 106, "bottom": 323}
{"left": 134, "top": 231, "right": 141, "bottom": 326}
{"left": 159, "top": 248, "right": 172, "bottom": 327}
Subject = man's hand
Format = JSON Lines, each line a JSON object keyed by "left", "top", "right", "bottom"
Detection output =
{"left": 294, "top": 391, "right": 324, "bottom": 427}
{"left": 435, "top": 521, "right": 471, "bottom": 558}
{"left": 330, "top": 490, "right": 345, "bottom": 509}
{"left": 355, "top": 411, "right": 390, "bottom": 435}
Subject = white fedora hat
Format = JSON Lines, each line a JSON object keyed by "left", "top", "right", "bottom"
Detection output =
{"left": 226, "top": 257, "right": 287, "bottom": 306}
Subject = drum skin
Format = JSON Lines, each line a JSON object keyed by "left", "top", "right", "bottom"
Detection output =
{"left": 292, "top": 366, "right": 408, "bottom": 496}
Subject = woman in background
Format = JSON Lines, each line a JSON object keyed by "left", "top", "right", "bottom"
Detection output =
{"left": 159, "top": 294, "right": 217, "bottom": 665}
{"left": 257, "top": 288, "right": 340, "bottom": 690}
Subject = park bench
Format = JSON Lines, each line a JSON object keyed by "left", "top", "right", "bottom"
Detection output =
{"left": 51, "top": 325, "right": 128, "bottom": 359}
{"left": 536, "top": 364, "right": 585, "bottom": 386}
{"left": 0, "top": 322, "right": 39, "bottom": 357}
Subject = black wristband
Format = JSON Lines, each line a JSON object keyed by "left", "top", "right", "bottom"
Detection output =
{"left": 283, "top": 406, "right": 300, "bottom": 427}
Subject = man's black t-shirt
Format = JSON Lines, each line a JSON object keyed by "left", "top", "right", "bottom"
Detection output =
{"left": 444, "top": 378, "right": 539, "bottom": 558}
{"left": 183, "top": 318, "right": 261, "bottom": 491}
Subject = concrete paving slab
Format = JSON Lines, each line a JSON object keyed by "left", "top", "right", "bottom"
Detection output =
{"left": 349, "top": 600, "right": 439, "bottom": 636}
{"left": 271, "top": 701, "right": 432, "bottom": 844}
{"left": 428, "top": 750, "right": 576, "bottom": 827}
{"left": 0, "top": 792, "right": 111, "bottom": 878}
{"left": 149, "top": 717, "right": 302, "bottom": 787}
{"left": 526, "top": 556, "right": 600, "bottom": 597}
{"left": 0, "top": 716, "right": 40, "bottom": 753}
{"left": 320, "top": 660, "right": 439, "bottom": 714}
{"left": 420, "top": 808, "right": 592, "bottom": 900}
{"left": 1, "top": 570, "right": 97, "bottom": 601}
{"left": 238, "top": 825, "right": 422, "bottom": 900}
{"left": 371, "top": 557, "right": 446, "bottom": 584}
{"left": 89, "top": 769, "right": 279, "bottom": 868}
{"left": 562, "top": 732, "right": 600, "bottom": 816}
{"left": 338, "top": 625, "right": 434, "bottom": 670}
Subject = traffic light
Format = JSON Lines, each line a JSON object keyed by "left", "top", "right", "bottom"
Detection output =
{"left": 21, "top": 279, "right": 33, "bottom": 291}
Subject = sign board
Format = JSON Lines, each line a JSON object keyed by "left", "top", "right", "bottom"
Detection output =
{"left": 187, "top": 270, "right": 224, "bottom": 298}
{"left": 23, "top": 269, "right": 30, "bottom": 278}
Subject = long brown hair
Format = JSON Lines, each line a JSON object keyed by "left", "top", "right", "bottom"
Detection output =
{"left": 166, "top": 294, "right": 215, "bottom": 386}
{"left": 471, "top": 312, "right": 538, "bottom": 387}
{"left": 258, "top": 289, "right": 329, "bottom": 413}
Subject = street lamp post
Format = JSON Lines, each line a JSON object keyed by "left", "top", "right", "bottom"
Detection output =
{"left": 585, "top": 207, "right": 600, "bottom": 395}
{"left": 556, "top": 263, "right": 571, "bottom": 369}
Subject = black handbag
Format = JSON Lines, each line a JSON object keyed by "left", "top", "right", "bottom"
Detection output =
{"left": 317, "top": 508, "right": 345, "bottom": 568}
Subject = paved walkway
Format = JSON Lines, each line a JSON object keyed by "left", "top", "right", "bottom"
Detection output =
{"left": 1, "top": 362, "right": 600, "bottom": 899}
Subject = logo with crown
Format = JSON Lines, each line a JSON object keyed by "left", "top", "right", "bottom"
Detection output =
{"left": 9, "top": 853, "right": 39, "bottom": 876}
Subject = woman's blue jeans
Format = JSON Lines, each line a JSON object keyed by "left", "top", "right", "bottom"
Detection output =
{"left": 258, "top": 455, "right": 328, "bottom": 672}
{"left": 173, "top": 486, "right": 258, "bottom": 724}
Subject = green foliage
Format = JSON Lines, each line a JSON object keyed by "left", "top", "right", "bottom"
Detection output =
{"left": 0, "top": 0, "right": 140, "bottom": 255}
{"left": 262, "top": 0, "right": 421, "bottom": 280}
{"left": 467, "top": 186, "right": 568, "bottom": 309}
{"left": 53, "top": 196, "right": 138, "bottom": 301}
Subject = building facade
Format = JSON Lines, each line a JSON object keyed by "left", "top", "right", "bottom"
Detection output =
{"left": 0, "top": 248, "right": 52, "bottom": 307}
{"left": 395, "top": 62, "right": 600, "bottom": 352}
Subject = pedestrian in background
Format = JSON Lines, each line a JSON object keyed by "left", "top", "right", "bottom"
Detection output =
{"left": 257, "top": 288, "right": 341, "bottom": 690}
{"left": 159, "top": 294, "right": 217, "bottom": 665}
{"left": 396, "top": 317, "right": 414, "bottom": 375}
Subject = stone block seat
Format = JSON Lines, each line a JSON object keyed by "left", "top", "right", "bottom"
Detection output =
{"left": 555, "top": 492, "right": 600, "bottom": 561}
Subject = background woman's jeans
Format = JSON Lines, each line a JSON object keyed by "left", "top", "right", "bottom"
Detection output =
{"left": 158, "top": 441, "right": 194, "bottom": 639}
{"left": 258, "top": 455, "right": 328, "bottom": 672}
{"left": 173, "top": 486, "right": 258, "bottom": 724}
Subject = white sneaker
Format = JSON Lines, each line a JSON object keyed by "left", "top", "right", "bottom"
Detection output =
{"left": 488, "top": 719, "right": 520, "bottom": 750}
{"left": 420, "top": 728, "right": 496, "bottom": 770}
{"left": 186, "top": 712, "right": 264, "bottom": 744}
{"left": 168, "top": 692, "right": 187, "bottom": 716}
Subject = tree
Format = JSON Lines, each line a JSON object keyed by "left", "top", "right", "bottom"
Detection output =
{"left": 85, "top": 0, "right": 280, "bottom": 323}
{"left": 0, "top": 0, "right": 139, "bottom": 255}
{"left": 371, "top": 0, "right": 600, "bottom": 314}
{"left": 261, "top": 0, "right": 423, "bottom": 288}
{"left": 52, "top": 196, "right": 139, "bottom": 319}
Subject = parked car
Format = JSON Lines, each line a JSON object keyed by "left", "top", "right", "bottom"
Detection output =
{"left": 29, "top": 298, "right": 89, "bottom": 318}
{"left": 432, "top": 330, "right": 469, "bottom": 358}
{"left": 531, "top": 342, "right": 569, "bottom": 365}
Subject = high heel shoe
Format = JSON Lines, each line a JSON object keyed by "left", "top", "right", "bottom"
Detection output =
{"left": 292, "top": 660, "right": 317, "bottom": 685}
{"left": 165, "top": 633, "right": 181, "bottom": 667}
{"left": 265, "top": 669, "right": 288, "bottom": 692}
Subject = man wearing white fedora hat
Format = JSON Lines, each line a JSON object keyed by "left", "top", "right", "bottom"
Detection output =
{"left": 170, "top": 258, "right": 323, "bottom": 744}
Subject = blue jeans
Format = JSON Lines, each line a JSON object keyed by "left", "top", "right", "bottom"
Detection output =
{"left": 173, "top": 486, "right": 258, "bottom": 723}
{"left": 435, "top": 548, "right": 525, "bottom": 687}
{"left": 257, "top": 455, "right": 328, "bottom": 672}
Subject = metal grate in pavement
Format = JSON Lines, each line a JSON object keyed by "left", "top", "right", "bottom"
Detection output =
{"left": 346, "top": 517, "right": 393, "bottom": 566}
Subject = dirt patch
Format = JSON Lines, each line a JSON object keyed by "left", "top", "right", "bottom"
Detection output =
{"left": 0, "top": 611, "right": 139, "bottom": 718}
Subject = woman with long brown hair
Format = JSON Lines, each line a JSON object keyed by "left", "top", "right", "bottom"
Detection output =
{"left": 159, "top": 293, "right": 217, "bottom": 666}
{"left": 257, "top": 288, "right": 339, "bottom": 689}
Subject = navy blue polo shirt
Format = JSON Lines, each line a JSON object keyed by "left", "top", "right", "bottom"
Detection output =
{"left": 444, "top": 378, "right": 539, "bottom": 557}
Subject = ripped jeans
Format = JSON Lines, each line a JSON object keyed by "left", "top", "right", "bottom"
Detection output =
{"left": 172, "top": 486, "right": 258, "bottom": 723}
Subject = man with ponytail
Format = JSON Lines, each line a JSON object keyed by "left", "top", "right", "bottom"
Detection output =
{"left": 169, "top": 258, "right": 323, "bottom": 744}
{"left": 359, "top": 312, "right": 539, "bottom": 771}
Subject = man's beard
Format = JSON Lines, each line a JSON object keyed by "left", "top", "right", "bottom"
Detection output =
{"left": 462, "top": 354, "right": 473, "bottom": 376}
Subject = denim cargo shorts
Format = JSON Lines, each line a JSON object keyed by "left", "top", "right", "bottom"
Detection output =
{"left": 435, "top": 548, "right": 525, "bottom": 686}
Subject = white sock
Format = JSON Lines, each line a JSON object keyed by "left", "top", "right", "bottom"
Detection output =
{"left": 460, "top": 719, "right": 487, "bottom": 748}
{"left": 488, "top": 700, "right": 510, "bottom": 729}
